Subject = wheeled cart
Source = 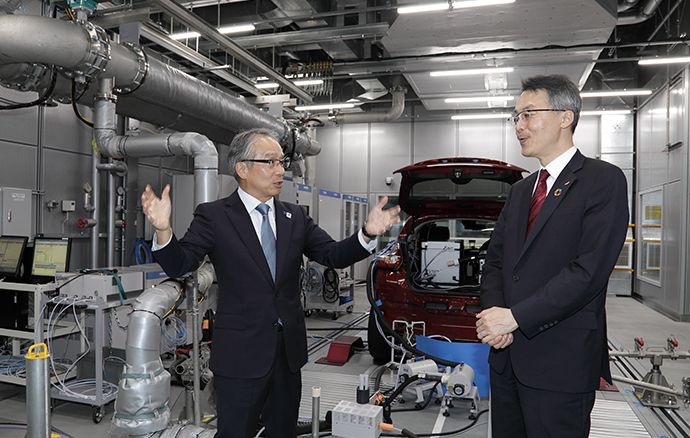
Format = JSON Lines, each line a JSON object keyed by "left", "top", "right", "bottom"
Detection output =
{"left": 301, "top": 261, "right": 355, "bottom": 320}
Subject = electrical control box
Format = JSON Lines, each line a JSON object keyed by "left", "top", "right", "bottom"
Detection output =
{"left": 0, "top": 187, "right": 32, "bottom": 237}
{"left": 332, "top": 401, "right": 383, "bottom": 438}
{"left": 55, "top": 270, "right": 144, "bottom": 302}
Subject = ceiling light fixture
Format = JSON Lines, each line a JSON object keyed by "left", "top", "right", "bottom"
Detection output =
{"left": 171, "top": 23, "right": 255, "bottom": 40}
{"left": 451, "top": 113, "right": 510, "bottom": 120}
{"left": 580, "top": 110, "right": 632, "bottom": 116}
{"left": 293, "top": 79, "right": 324, "bottom": 86}
{"left": 255, "top": 82, "right": 279, "bottom": 89}
{"left": 581, "top": 90, "right": 652, "bottom": 98}
{"left": 294, "top": 103, "right": 355, "bottom": 111}
{"left": 398, "top": 0, "right": 514, "bottom": 14}
{"left": 445, "top": 95, "right": 514, "bottom": 103}
{"left": 638, "top": 56, "right": 690, "bottom": 65}
{"left": 430, "top": 67, "right": 514, "bottom": 77}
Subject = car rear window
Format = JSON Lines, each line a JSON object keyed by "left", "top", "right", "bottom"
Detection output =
{"left": 410, "top": 177, "right": 512, "bottom": 201}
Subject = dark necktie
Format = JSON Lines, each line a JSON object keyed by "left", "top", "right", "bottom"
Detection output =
{"left": 527, "top": 169, "right": 550, "bottom": 236}
{"left": 256, "top": 203, "right": 276, "bottom": 279}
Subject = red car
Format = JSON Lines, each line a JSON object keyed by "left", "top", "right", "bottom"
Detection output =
{"left": 367, "top": 157, "right": 527, "bottom": 361}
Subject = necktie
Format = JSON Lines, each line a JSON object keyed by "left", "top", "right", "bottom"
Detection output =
{"left": 255, "top": 203, "right": 276, "bottom": 279}
{"left": 526, "top": 169, "right": 550, "bottom": 236}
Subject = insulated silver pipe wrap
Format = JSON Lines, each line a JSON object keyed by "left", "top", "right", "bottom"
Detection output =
{"left": 110, "top": 281, "right": 181, "bottom": 436}
{"left": 330, "top": 86, "right": 406, "bottom": 125}
{"left": 160, "top": 424, "right": 217, "bottom": 438}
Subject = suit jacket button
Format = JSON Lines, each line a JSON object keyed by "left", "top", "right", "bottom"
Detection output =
{"left": 275, "top": 292, "right": 279, "bottom": 297}
{"left": 512, "top": 275, "right": 520, "bottom": 281}
{"left": 272, "top": 320, "right": 279, "bottom": 326}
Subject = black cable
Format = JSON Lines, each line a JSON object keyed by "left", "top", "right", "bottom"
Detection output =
{"left": 390, "top": 381, "right": 440, "bottom": 413}
{"left": 0, "top": 67, "right": 58, "bottom": 110}
{"left": 71, "top": 78, "right": 94, "bottom": 127}
{"left": 366, "top": 258, "right": 460, "bottom": 368}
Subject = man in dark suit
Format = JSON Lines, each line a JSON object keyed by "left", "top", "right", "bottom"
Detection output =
{"left": 141, "top": 128, "right": 401, "bottom": 438}
{"left": 475, "top": 75, "right": 629, "bottom": 437}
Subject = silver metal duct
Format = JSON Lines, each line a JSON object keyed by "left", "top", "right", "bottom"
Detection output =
{"left": 327, "top": 86, "right": 407, "bottom": 126}
{"left": 618, "top": 0, "right": 662, "bottom": 25}
{"left": 0, "top": 14, "right": 319, "bottom": 155}
{"left": 0, "top": 0, "right": 26, "bottom": 14}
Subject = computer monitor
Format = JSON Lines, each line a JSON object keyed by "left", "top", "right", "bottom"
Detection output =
{"left": 0, "top": 235, "right": 28, "bottom": 278}
{"left": 31, "top": 237, "right": 71, "bottom": 280}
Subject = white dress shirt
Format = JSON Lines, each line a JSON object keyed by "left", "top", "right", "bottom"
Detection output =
{"left": 532, "top": 146, "right": 578, "bottom": 196}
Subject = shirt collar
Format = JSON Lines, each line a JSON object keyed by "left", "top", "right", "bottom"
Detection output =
{"left": 237, "top": 187, "right": 275, "bottom": 214}
{"left": 542, "top": 146, "right": 577, "bottom": 182}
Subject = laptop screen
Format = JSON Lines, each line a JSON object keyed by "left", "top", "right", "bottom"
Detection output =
{"left": 0, "top": 235, "right": 28, "bottom": 278}
{"left": 31, "top": 237, "right": 71, "bottom": 279}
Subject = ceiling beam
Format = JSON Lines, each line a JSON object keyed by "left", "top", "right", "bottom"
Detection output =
{"left": 149, "top": 0, "right": 313, "bottom": 102}
{"left": 141, "top": 23, "right": 263, "bottom": 97}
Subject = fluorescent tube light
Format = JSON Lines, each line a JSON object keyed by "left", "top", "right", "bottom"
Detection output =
{"left": 171, "top": 31, "right": 200, "bottom": 40}
{"left": 398, "top": 0, "right": 514, "bottom": 14}
{"left": 451, "top": 113, "right": 510, "bottom": 120}
{"left": 430, "top": 67, "right": 514, "bottom": 77}
{"left": 453, "top": 0, "right": 515, "bottom": 9}
{"left": 255, "top": 82, "right": 279, "bottom": 89}
{"left": 398, "top": 2, "right": 448, "bottom": 13}
{"left": 218, "top": 24, "right": 255, "bottom": 34}
{"left": 293, "top": 79, "right": 324, "bottom": 86}
{"left": 295, "top": 103, "right": 355, "bottom": 111}
{"left": 171, "top": 23, "right": 255, "bottom": 40}
{"left": 580, "top": 110, "right": 632, "bottom": 116}
{"left": 581, "top": 90, "right": 652, "bottom": 98}
{"left": 639, "top": 56, "right": 690, "bottom": 65}
{"left": 445, "top": 95, "right": 514, "bottom": 103}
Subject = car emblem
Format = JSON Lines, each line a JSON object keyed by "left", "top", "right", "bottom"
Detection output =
{"left": 554, "top": 188, "right": 563, "bottom": 197}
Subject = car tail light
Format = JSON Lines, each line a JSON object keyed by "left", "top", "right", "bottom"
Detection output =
{"left": 376, "top": 242, "right": 402, "bottom": 269}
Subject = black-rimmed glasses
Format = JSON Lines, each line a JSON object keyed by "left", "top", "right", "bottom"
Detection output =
{"left": 510, "top": 109, "right": 565, "bottom": 126}
{"left": 240, "top": 157, "right": 291, "bottom": 170}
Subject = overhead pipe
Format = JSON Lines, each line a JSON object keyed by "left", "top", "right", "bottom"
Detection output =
{"left": 327, "top": 86, "right": 407, "bottom": 126}
{"left": 618, "top": 0, "right": 663, "bottom": 25}
{"left": 0, "top": 14, "right": 320, "bottom": 156}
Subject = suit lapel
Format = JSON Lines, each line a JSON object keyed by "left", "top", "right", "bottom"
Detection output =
{"left": 274, "top": 199, "right": 293, "bottom": 283}
{"left": 224, "top": 191, "right": 275, "bottom": 285}
{"left": 518, "top": 151, "right": 585, "bottom": 262}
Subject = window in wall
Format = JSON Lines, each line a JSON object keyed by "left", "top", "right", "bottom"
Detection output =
{"left": 638, "top": 189, "right": 662, "bottom": 285}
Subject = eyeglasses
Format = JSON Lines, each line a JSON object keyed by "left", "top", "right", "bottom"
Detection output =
{"left": 240, "top": 157, "right": 291, "bottom": 170}
{"left": 510, "top": 109, "right": 565, "bottom": 126}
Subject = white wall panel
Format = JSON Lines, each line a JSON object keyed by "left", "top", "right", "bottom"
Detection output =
{"left": 600, "top": 114, "right": 633, "bottom": 153}
{"left": 668, "top": 80, "right": 687, "bottom": 183}
{"left": 0, "top": 89, "right": 39, "bottom": 145}
{"left": 314, "top": 125, "right": 341, "bottom": 192}
{"left": 0, "top": 141, "right": 37, "bottom": 189}
{"left": 573, "top": 117, "right": 600, "bottom": 159}
{"left": 413, "top": 120, "right": 455, "bottom": 163}
{"left": 44, "top": 104, "right": 92, "bottom": 152}
{"left": 370, "top": 122, "right": 411, "bottom": 194}
{"left": 458, "top": 119, "right": 504, "bottom": 161}
{"left": 650, "top": 92, "right": 669, "bottom": 188}
{"left": 341, "top": 124, "right": 369, "bottom": 193}
{"left": 662, "top": 181, "right": 683, "bottom": 313}
{"left": 637, "top": 103, "right": 653, "bottom": 190}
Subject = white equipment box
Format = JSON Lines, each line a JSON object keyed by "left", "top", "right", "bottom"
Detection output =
{"left": 421, "top": 241, "right": 462, "bottom": 283}
{"left": 332, "top": 401, "right": 383, "bottom": 438}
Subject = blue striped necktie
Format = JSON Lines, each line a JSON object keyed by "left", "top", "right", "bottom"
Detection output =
{"left": 255, "top": 203, "right": 276, "bottom": 280}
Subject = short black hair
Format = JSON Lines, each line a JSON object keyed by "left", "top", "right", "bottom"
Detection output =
{"left": 521, "top": 75, "right": 581, "bottom": 133}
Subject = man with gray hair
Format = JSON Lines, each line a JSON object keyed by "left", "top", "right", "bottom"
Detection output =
{"left": 475, "top": 75, "right": 629, "bottom": 437}
{"left": 142, "top": 128, "right": 401, "bottom": 437}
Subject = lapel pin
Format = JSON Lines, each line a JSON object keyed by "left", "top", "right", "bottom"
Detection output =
{"left": 284, "top": 211, "right": 292, "bottom": 219}
{"left": 564, "top": 181, "right": 571, "bottom": 186}
{"left": 554, "top": 188, "right": 563, "bottom": 197}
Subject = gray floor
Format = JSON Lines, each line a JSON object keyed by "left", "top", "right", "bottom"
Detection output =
{"left": 1, "top": 288, "right": 690, "bottom": 437}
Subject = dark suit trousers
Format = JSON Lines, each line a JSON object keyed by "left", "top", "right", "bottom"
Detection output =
{"left": 214, "top": 330, "right": 302, "bottom": 438}
{"left": 490, "top": 351, "right": 595, "bottom": 438}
